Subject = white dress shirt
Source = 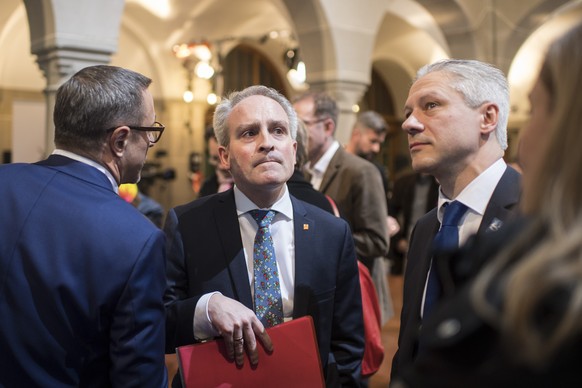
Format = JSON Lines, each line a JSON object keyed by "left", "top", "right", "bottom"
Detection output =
{"left": 436, "top": 158, "right": 507, "bottom": 245}
{"left": 421, "top": 158, "right": 507, "bottom": 317}
{"left": 52, "top": 149, "right": 118, "bottom": 193}
{"left": 307, "top": 140, "right": 340, "bottom": 190}
{"left": 194, "top": 185, "right": 295, "bottom": 339}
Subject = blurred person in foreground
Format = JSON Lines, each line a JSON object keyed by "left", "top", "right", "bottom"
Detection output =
{"left": 0, "top": 65, "right": 167, "bottom": 387}
{"left": 391, "top": 58, "right": 522, "bottom": 378}
{"left": 164, "top": 85, "right": 364, "bottom": 387}
{"left": 393, "top": 21, "right": 582, "bottom": 388}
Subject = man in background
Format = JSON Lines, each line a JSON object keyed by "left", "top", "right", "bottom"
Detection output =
{"left": 293, "top": 92, "right": 389, "bottom": 277}
{"left": 0, "top": 65, "right": 168, "bottom": 387}
{"left": 345, "top": 110, "right": 391, "bottom": 203}
{"left": 198, "top": 124, "right": 234, "bottom": 197}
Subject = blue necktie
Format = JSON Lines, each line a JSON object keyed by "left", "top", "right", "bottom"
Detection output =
{"left": 250, "top": 209, "right": 284, "bottom": 327}
{"left": 423, "top": 201, "right": 468, "bottom": 318}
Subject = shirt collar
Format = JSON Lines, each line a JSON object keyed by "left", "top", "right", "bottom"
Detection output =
{"left": 311, "top": 140, "right": 340, "bottom": 175}
{"left": 233, "top": 184, "right": 294, "bottom": 220}
{"left": 52, "top": 149, "right": 119, "bottom": 193}
{"left": 437, "top": 158, "right": 507, "bottom": 222}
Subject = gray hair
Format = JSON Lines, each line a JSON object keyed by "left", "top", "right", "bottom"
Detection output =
{"left": 356, "top": 111, "right": 388, "bottom": 135}
{"left": 213, "top": 85, "right": 298, "bottom": 146}
{"left": 416, "top": 59, "right": 509, "bottom": 150}
{"left": 54, "top": 65, "right": 152, "bottom": 150}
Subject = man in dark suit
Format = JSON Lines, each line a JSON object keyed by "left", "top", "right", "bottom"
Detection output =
{"left": 0, "top": 66, "right": 167, "bottom": 387}
{"left": 164, "top": 85, "right": 364, "bottom": 387}
{"left": 391, "top": 59, "right": 521, "bottom": 379}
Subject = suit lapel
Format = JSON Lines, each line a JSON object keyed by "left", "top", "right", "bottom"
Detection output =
{"left": 289, "top": 197, "right": 313, "bottom": 318}
{"left": 478, "top": 166, "right": 521, "bottom": 234}
{"left": 319, "top": 147, "right": 342, "bottom": 193}
{"left": 412, "top": 213, "right": 440, "bottom": 316}
{"left": 214, "top": 191, "right": 254, "bottom": 309}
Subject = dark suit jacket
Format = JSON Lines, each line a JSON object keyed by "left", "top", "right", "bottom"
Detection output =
{"left": 395, "top": 217, "right": 582, "bottom": 388}
{"left": 311, "top": 146, "right": 389, "bottom": 270}
{"left": 0, "top": 155, "right": 167, "bottom": 387}
{"left": 164, "top": 189, "right": 365, "bottom": 387}
{"left": 391, "top": 166, "right": 521, "bottom": 379}
{"left": 287, "top": 169, "right": 335, "bottom": 214}
{"left": 198, "top": 172, "right": 219, "bottom": 197}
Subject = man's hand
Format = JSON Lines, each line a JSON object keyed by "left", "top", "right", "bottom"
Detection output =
{"left": 208, "top": 294, "right": 273, "bottom": 367}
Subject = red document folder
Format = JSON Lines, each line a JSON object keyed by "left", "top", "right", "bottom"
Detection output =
{"left": 176, "top": 315, "right": 325, "bottom": 388}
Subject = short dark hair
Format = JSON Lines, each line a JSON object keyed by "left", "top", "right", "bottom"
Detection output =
{"left": 53, "top": 65, "right": 152, "bottom": 150}
{"left": 355, "top": 111, "right": 388, "bottom": 135}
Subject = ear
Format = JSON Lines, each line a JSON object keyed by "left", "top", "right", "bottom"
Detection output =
{"left": 217, "top": 144, "right": 231, "bottom": 170}
{"left": 108, "top": 126, "right": 131, "bottom": 157}
{"left": 480, "top": 103, "right": 499, "bottom": 135}
{"left": 323, "top": 117, "right": 336, "bottom": 137}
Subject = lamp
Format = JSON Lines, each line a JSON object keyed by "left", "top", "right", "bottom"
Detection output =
{"left": 285, "top": 48, "right": 306, "bottom": 88}
{"left": 173, "top": 41, "right": 216, "bottom": 103}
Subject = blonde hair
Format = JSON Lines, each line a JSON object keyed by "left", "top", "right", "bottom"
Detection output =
{"left": 471, "top": 22, "right": 582, "bottom": 365}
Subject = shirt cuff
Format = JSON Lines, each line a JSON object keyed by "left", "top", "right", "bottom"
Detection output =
{"left": 194, "top": 291, "right": 222, "bottom": 340}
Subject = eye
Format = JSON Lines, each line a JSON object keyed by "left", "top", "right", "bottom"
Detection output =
{"left": 273, "top": 127, "right": 286, "bottom": 135}
{"left": 241, "top": 129, "right": 257, "bottom": 138}
{"left": 425, "top": 102, "right": 438, "bottom": 110}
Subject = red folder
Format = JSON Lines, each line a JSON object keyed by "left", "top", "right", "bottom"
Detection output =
{"left": 176, "top": 316, "right": 324, "bottom": 388}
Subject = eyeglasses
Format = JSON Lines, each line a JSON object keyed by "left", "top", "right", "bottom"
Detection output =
{"left": 302, "top": 117, "right": 328, "bottom": 127}
{"left": 128, "top": 121, "right": 165, "bottom": 143}
{"left": 107, "top": 121, "right": 165, "bottom": 144}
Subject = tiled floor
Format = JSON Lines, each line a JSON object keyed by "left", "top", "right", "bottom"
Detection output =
{"left": 369, "top": 274, "right": 404, "bottom": 388}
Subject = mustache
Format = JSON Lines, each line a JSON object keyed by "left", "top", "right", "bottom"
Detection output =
{"left": 253, "top": 153, "right": 283, "bottom": 166}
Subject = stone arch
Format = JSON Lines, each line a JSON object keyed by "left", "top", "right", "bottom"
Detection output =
{"left": 415, "top": 0, "right": 476, "bottom": 58}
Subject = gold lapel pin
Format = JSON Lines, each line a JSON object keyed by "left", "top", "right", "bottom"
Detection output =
{"left": 303, "top": 224, "right": 309, "bottom": 230}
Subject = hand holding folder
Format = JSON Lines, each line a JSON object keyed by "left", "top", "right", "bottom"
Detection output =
{"left": 176, "top": 316, "right": 325, "bottom": 388}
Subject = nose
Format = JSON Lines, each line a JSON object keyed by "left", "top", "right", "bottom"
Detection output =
{"left": 402, "top": 113, "right": 423, "bottom": 134}
{"left": 371, "top": 143, "right": 381, "bottom": 154}
{"left": 257, "top": 128, "right": 275, "bottom": 152}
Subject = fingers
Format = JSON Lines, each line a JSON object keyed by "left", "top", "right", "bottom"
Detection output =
{"left": 255, "top": 324, "right": 273, "bottom": 353}
{"left": 207, "top": 295, "right": 275, "bottom": 366}
{"left": 233, "top": 333, "right": 245, "bottom": 367}
{"left": 224, "top": 327, "right": 246, "bottom": 366}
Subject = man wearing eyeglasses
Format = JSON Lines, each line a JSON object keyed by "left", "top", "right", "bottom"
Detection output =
{"left": 292, "top": 92, "right": 389, "bottom": 276}
{"left": 0, "top": 65, "right": 168, "bottom": 387}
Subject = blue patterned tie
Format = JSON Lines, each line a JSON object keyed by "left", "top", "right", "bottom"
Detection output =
{"left": 423, "top": 201, "right": 468, "bottom": 318}
{"left": 250, "top": 209, "right": 284, "bottom": 327}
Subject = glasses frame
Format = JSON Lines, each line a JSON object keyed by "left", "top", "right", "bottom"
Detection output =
{"left": 107, "top": 121, "right": 165, "bottom": 144}
{"left": 128, "top": 121, "right": 165, "bottom": 143}
{"left": 302, "top": 117, "right": 328, "bottom": 127}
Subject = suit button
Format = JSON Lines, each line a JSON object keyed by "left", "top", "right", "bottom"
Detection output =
{"left": 436, "top": 318, "right": 461, "bottom": 338}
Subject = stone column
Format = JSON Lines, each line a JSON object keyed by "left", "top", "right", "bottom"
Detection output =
{"left": 23, "top": 0, "right": 124, "bottom": 155}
